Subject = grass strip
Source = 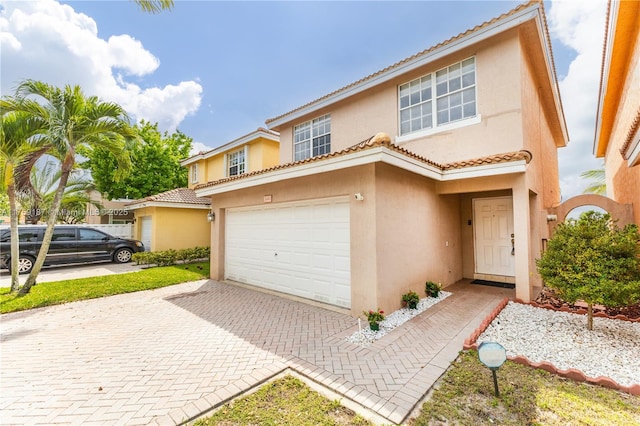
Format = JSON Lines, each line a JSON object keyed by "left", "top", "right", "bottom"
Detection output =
{"left": 411, "top": 350, "right": 640, "bottom": 425}
{"left": 0, "top": 262, "right": 209, "bottom": 314}
{"left": 193, "top": 375, "right": 371, "bottom": 426}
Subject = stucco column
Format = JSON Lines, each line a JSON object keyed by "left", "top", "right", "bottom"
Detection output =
{"left": 210, "top": 207, "right": 224, "bottom": 281}
{"left": 512, "top": 176, "right": 531, "bottom": 302}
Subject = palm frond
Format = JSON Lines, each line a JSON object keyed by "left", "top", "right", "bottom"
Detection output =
{"left": 580, "top": 167, "right": 606, "bottom": 195}
{"left": 134, "top": 0, "right": 174, "bottom": 14}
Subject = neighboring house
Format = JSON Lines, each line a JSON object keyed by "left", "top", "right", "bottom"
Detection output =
{"left": 180, "top": 128, "right": 280, "bottom": 189}
{"left": 594, "top": 0, "right": 640, "bottom": 225}
{"left": 85, "top": 191, "right": 135, "bottom": 225}
{"left": 125, "top": 188, "right": 211, "bottom": 252}
{"left": 194, "top": 1, "right": 568, "bottom": 316}
{"left": 126, "top": 128, "right": 280, "bottom": 251}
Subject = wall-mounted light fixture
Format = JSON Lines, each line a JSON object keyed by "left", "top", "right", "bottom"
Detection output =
{"left": 207, "top": 211, "right": 215, "bottom": 222}
{"left": 546, "top": 214, "right": 557, "bottom": 222}
{"left": 354, "top": 193, "right": 364, "bottom": 201}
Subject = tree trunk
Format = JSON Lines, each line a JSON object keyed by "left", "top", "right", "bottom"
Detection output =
{"left": 8, "top": 183, "right": 20, "bottom": 293}
{"left": 18, "top": 157, "right": 73, "bottom": 295}
{"left": 587, "top": 303, "right": 593, "bottom": 331}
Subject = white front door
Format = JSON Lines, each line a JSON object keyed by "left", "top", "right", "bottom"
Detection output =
{"left": 140, "top": 216, "right": 152, "bottom": 251}
{"left": 473, "top": 197, "right": 514, "bottom": 277}
{"left": 225, "top": 198, "right": 351, "bottom": 308}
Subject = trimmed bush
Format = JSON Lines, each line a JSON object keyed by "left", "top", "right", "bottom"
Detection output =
{"left": 536, "top": 211, "right": 640, "bottom": 330}
{"left": 132, "top": 246, "right": 210, "bottom": 267}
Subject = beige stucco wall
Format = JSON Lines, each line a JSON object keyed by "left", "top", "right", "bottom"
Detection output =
{"left": 133, "top": 206, "right": 210, "bottom": 252}
{"left": 604, "top": 32, "right": 640, "bottom": 225}
{"left": 275, "top": 29, "right": 529, "bottom": 166}
{"left": 373, "top": 164, "right": 463, "bottom": 305}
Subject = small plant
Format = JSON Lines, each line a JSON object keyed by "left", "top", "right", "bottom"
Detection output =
{"left": 425, "top": 281, "right": 441, "bottom": 298}
{"left": 402, "top": 290, "right": 420, "bottom": 309}
{"left": 364, "top": 308, "right": 385, "bottom": 331}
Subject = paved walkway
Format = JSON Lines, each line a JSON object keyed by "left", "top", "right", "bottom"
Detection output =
{"left": 0, "top": 262, "right": 145, "bottom": 288}
{"left": 0, "top": 279, "right": 513, "bottom": 425}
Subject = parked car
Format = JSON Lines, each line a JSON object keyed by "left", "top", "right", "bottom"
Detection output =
{"left": 0, "top": 225, "right": 145, "bottom": 274}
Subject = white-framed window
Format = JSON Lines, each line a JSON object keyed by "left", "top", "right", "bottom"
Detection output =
{"left": 191, "top": 164, "right": 198, "bottom": 183}
{"left": 294, "top": 114, "right": 331, "bottom": 161}
{"left": 227, "top": 149, "right": 245, "bottom": 176}
{"left": 399, "top": 57, "right": 476, "bottom": 136}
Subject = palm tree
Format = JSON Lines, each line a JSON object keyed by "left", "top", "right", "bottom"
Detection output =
{"left": 2, "top": 80, "right": 136, "bottom": 295}
{"left": 134, "top": 0, "right": 174, "bottom": 13}
{"left": 16, "top": 159, "right": 103, "bottom": 224}
{"left": 0, "top": 111, "right": 46, "bottom": 293}
{"left": 581, "top": 167, "right": 606, "bottom": 195}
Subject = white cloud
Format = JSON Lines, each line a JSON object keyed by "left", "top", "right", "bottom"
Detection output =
{"left": 548, "top": 0, "right": 607, "bottom": 200}
{"left": 0, "top": 0, "right": 201, "bottom": 131}
{"left": 190, "top": 141, "right": 213, "bottom": 156}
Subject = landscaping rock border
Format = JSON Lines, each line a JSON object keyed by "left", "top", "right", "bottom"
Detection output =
{"left": 463, "top": 297, "right": 640, "bottom": 395}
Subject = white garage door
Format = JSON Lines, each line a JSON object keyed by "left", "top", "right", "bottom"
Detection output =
{"left": 225, "top": 198, "right": 351, "bottom": 308}
{"left": 140, "top": 216, "right": 152, "bottom": 251}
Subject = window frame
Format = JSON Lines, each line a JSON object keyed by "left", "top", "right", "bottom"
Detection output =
{"left": 191, "top": 164, "right": 198, "bottom": 184}
{"left": 398, "top": 56, "right": 477, "bottom": 138}
{"left": 293, "top": 114, "right": 331, "bottom": 161}
{"left": 227, "top": 148, "right": 246, "bottom": 177}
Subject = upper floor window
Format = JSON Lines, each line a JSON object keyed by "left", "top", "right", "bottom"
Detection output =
{"left": 294, "top": 114, "right": 331, "bottom": 161}
{"left": 228, "top": 149, "right": 245, "bottom": 176}
{"left": 191, "top": 164, "right": 198, "bottom": 183}
{"left": 399, "top": 57, "right": 476, "bottom": 136}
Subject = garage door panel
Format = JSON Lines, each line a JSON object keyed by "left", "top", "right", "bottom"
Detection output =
{"left": 225, "top": 198, "right": 351, "bottom": 308}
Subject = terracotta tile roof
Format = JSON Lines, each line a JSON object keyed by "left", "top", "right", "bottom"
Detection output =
{"left": 126, "top": 188, "right": 211, "bottom": 206}
{"left": 194, "top": 133, "right": 532, "bottom": 191}
{"left": 443, "top": 150, "right": 532, "bottom": 170}
{"left": 265, "top": 1, "right": 546, "bottom": 126}
{"left": 620, "top": 108, "right": 640, "bottom": 160}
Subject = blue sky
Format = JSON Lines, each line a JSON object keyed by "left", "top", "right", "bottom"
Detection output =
{"left": 0, "top": 0, "right": 607, "bottom": 199}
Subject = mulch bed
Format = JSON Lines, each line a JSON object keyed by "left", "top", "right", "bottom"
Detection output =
{"left": 534, "top": 287, "right": 640, "bottom": 320}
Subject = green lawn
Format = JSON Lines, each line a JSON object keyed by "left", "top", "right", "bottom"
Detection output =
{"left": 411, "top": 350, "right": 640, "bottom": 425}
{"left": 0, "top": 262, "right": 209, "bottom": 314}
{"left": 193, "top": 375, "right": 371, "bottom": 426}
{"left": 192, "top": 354, "right": 639, "bottom": 425}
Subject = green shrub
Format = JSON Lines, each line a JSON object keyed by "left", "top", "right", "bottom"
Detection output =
{"left": 425, "top": 281, "right": 441, "bottom": 297}
{"left": 402, "top": 290, "right": 420, "bottom": 309}
{"left": 536, "top": 211, "right": 640, "bottom": 330}
{"left": 131, "top": 246, "right": 211, "bottom": 267}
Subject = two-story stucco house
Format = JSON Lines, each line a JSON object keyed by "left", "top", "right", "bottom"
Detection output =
{"left": 194, "top": 1, "right": 568, "bottom": 317}
{"left": 594, "top": 0, "right": 640, "bottom": 225}
{"left": 126, "top": 128, "right": 280, "bottom": 251}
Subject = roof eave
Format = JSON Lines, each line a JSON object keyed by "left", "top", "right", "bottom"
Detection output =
{"left": 126, "top": 201, "right": 211, "bottom": 210}
{"left": 266, "top": 2, "right": 542, "bottom": 130}
{"left": 193, "top": 148, "right": 527, "bottom": 198}
{"left": 180, "top": 129, "right": 280, "bottom": 166}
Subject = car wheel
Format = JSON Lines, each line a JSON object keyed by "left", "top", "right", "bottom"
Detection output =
{"left": 113, "top": 248, "right": 133, "bottom": 263}
{"left": 11, "top": 256, "right": 35, "bottom": 274}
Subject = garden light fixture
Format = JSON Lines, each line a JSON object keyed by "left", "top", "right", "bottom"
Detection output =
{"left": 477, "top": 341, "right": 507, "bottom": 397}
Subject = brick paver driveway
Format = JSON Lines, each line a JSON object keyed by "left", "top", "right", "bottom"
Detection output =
{"left": 0, "top": 279, "right": 512, "bottom": 425}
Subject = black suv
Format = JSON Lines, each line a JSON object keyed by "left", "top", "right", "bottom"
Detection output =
{"left": 0, "top": 225, "right": 145, "bottom": 274}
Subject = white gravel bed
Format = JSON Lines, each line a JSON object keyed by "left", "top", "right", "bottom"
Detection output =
{"left": 346, "top": 291, "right": 452, "bottom": 347}
{"left": 479, "top": 302, "right": 640, "bottom": 387}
